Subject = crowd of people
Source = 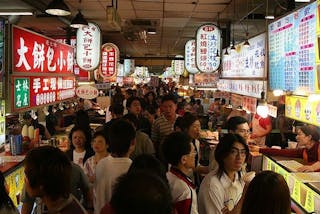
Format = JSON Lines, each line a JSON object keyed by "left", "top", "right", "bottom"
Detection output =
{"left": 1, "top": 83, "right": 319, "bottom": 214}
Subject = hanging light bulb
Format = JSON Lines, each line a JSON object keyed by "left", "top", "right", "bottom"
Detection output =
{"left": 215, "top": 49, "right": 220, "bottom": 60}
{"left": 224, "top": 48, "right": 229, "bottom": 56}
{"left": 70, "top": 10, "right": 88, "bottom": 28}
{"left": 257, "top": 91, "right": 269, "bottom": 118}
{"left": 243, "top": 33, "right": 250, "bottom": 48}
{"left": 45, "top": 0, "right": 71, "bottom": 16}
{"left": 230, "top": 39, "right": 236, "bottom": 53}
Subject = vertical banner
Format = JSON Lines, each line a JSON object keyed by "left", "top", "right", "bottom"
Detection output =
{"left": 99, "top": 43, "right": 119, "bottom": 82}
{"left": 76, "top": 22, "right": 101, "bottom": 70}
{"left": 173, "top": 55, "right": 184, "bottom": 75}
{"left": 196, "top": 24, "right": 221, "bottom": 73}
{"left": 185, "top": 40, "right": 199, "bottom": 74}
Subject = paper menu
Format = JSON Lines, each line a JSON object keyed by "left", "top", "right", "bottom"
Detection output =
{"left": 277, "top": 160, "right": 304, "bottom": 172}
{"left": 292, "top": 172, "right": 320, "bottom": 183}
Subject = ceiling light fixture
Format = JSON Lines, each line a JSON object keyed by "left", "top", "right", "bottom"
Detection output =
{"left": 231, "top": 0, "right": 236, "bottom": 53}
{"left": 147, "top": 28, "right": 157, "bottom": 35}
{"left": 0, "top": 11, "right": 33, "bottom": 16}
{"left": 215, "top": 49, "right": 220, "bottom": 60}
{"left": 70, "top": 10, "right": 88, "bottom": 28}
{"left": 264, "top": 0, "right": 274, "bottom": 20}
{"left": 45, "top": 0, "right": 71, "bottom": 16}
{"left": 243, "top": 0, "right": 250, "bottom": 48}
{"left": 224, "top": 48, "right": 229, "bottom": 56}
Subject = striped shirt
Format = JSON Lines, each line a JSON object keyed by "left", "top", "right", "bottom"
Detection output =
{"left": 151, "top": 115, "right": 176, "bottom": 144}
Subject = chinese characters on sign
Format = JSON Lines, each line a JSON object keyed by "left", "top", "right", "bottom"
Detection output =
{"left": 269, "top": 2, "right": 317, "bottom": 92}
{"left": 76, "top": 85, "right": 99, "bottom": 100}
{"left": 76, "top": 23, "right": 101, "bottom": 70}
{"left": 221, "top": 33, "right": 266, "bottom": 78}
{"left": 217, "top": 79, "right": 267, "bottom": 98}
{"left": 13, "top": 26, "right": 74, "bottom": 74}
{"left": 13, "top": 76, "right": 75, "bottom": 111}
{"left": 193, "top": 72, "right": 219, "bottom": 87}
{"left": 196, "top": 24, "right": 221, "bottom": 73}
{"left": 14, "top": 78, "right": 30, "bottom": 109}
{"left": 173, "top": 55, "right": 184, "bottom": 75}
{"left": 99, "top": 43, "right": 119, "bottom": 81}
{"left": 185, "top": 40, "right": 199, "bottom": 74}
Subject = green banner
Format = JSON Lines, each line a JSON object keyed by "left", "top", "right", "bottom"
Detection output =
{"left": 14, "top": 78, "right": 30, "bottom": 109}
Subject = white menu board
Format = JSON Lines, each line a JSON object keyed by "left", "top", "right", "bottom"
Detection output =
{"left": 196, "top": 24, "right": 221, "bottom": 72}
{"left": 268, "top": 1, "right": 317, "bottom": 92}
{"left": 221, "top": 33, "right": 266, "bottom": 78}
{"left": 173, "top": 55, "right": 184, "bottom": 75}
{"left": 217, "top": 79, "right": 267, "bottom": 98}
{"left": 185, "top": 40, "right": 199, "bottom": 74}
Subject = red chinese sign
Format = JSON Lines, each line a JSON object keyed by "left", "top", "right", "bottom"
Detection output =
{"left": 99, "top": 43, "right": 119, "bottom": 78}
{"left": 242, "top": 96, "right": 257, "bottom": 114}
{"left": 55, "top": 37, "right": 89, "bottom": 80}
{"left": 13, "top": 26, "right": 74, "bottom": 74}
{"left": 12, "top": 75, "right": 75, "bottom": 111}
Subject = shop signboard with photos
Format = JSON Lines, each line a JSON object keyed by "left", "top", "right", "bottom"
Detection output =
{"left": 221, "top": 33, "right": 265, "bottom": 78}
{"left": 76, "top": 23, "right": 101, "bottom": 71}
{"left": 269, "top": 1, "right": 319, "bottom": 92}
{"left": 185, "top": 40, "right": 199, "bottom": 74}
{"left": 285, "top": 95, "right": 320, "bottom": 126}
{"left": 193, "top": 72, "right": 219, "bottom": 87}
{"left": 196, "top": 24, "right": 221, "bottom": 72}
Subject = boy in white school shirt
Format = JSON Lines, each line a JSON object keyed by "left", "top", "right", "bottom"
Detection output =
{"left": 94, "top": 120, "right": 136, "bottom": 214}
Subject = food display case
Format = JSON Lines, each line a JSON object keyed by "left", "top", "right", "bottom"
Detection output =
{"left": 262, "top": 155, "right": 320, "bottom": 213}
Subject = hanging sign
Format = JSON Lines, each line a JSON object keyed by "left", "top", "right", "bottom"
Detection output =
{"left": 99, "top": 43, "right": 119, "bottom": 79}
{"left": 76, "top": 22, "right": 101, "bottom": 71}
{"left": 285, "top": 95, "right": 320, "bottom": 126}
{"left": 269, "top": 2, "right": 317, "bottom": 92}
{"left": 124, "top": 59, "right": 135, "bottom": 76}
{"left": 76, "top": 85, "right": 99, "bottom": 99}
{"left": 173, "top": 55, "right": 184, "bottom": 75}
{"left": 242, "top": 97, "right": 257, "bottom": 114}
{"left": 13, "top": 26, "right": 74, "bottom": 74}
{"left": 12, "top": 76, "right": 75, "bottom": 111}
{"left": 217, "top": 79, "right": 267, "bottom": 98}
{"left": 221, "top": 33, "right": 266, "bottom": 78}
{"left": 185, "top": 40, "right": 199, "bottom": 74}
{"left": 196, "top": 24, "right": 221, "bottom": 72}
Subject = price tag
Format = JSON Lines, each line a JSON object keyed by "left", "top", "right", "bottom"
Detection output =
{"left": 304, "top": 187, "right": 315, "bottom": 212}
{"left": 291, "top": 179, "right": 301, "bottom": 204}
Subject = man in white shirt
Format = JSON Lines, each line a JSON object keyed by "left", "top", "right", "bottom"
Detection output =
{"left": 94, "top": 120, "right": 136, "bottom": 214}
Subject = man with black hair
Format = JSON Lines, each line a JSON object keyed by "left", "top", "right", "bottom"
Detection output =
{"left": 162, "top": 132, "right": 198, "bottom": 214}
{"left": 151, "top": 94, "right": 178, "bottom": 158}
{"left": 94, "top": 120, "right": 136, "bottom": 214}
{"left": 227, "top": 116, "right": 251, "bottom": 143}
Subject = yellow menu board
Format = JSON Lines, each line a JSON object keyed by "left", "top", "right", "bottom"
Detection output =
{"left": 285, "top": 95, "right": 320, "bottom": 126}
{"left": 5, "top": 165, "right": 25, "bottom": 207}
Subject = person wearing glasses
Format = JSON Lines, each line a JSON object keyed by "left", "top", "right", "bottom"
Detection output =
{"left": 162, "top": 132, "right": 199, "bottom": 214}
{"left": 198, "top": 134, "right": 249, "bottom": 214}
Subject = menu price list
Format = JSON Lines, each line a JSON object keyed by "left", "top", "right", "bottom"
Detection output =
{"left": 269, "top": 1, "right": 317, "bottom": 92}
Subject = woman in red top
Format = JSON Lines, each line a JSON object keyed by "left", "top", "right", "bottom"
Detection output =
{"left": 250, "top": 125, "right": 320, "bottom": 172}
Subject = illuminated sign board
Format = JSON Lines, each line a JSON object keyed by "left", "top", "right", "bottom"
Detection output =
{"left": 76, "top": 22, "right": 101, "bottom": 71}
{"left": 196, "top": 24, "right": 221, "bottom": 72}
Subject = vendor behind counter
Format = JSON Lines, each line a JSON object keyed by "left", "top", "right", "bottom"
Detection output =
{"left": 23, "top": 112, "right": 51, "bottom": 140}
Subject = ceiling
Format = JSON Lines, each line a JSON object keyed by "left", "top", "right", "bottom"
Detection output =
{"left": 0, "top": 0, "right": 307, "bottom": 70}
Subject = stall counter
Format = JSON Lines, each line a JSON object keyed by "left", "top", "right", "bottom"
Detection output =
{"left": 262, "top": 155, "right": 320, "bottom": 213}
{"left": 0, "top": 154, "right": 25, "bottom": 207}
